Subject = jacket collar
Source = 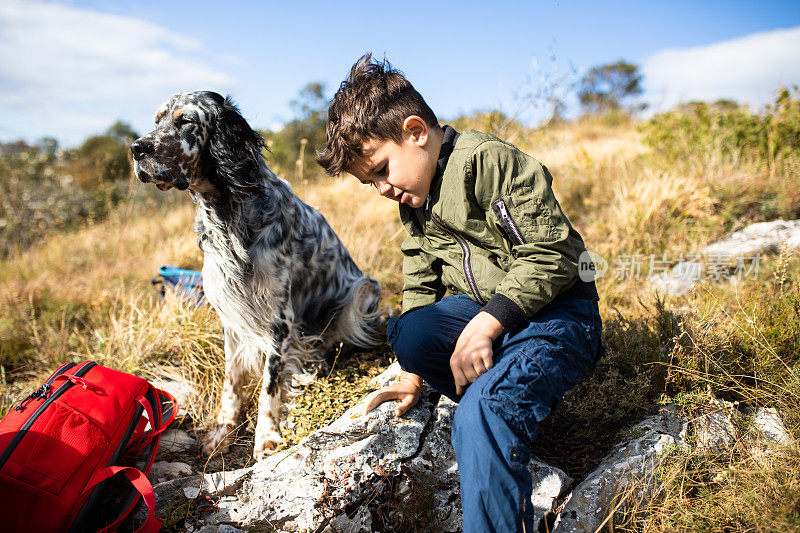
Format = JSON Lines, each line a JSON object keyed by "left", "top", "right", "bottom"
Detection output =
{"left": 401, "top": 125, "right": 460, "bottom": 234}
{"left": 425, "top": 124, "right": 460, "bottom": 211}
{"left": 434, "top": 125, "right": 460, "bottom": 183}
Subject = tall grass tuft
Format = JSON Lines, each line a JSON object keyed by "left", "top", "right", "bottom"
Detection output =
{"left": 607, "top": 251, "right": 800, "bottom": 532}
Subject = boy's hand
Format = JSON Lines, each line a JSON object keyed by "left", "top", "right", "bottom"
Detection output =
{"left": 451, "top": 312, "right": 503, "bottom": 396}
{"left": 362, "top": 370, "right": 423, "bottom": 417}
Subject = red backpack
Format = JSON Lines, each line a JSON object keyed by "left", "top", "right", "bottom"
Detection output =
{"left": 0, "top": 361, "right": 177, "bottom": 532}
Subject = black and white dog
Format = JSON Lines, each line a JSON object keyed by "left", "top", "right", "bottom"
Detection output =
{"left": 131, "top": 91, "right": 382, "bottom": 460}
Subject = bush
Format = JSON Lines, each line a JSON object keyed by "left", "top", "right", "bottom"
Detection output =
{"left": 0, "top": 122, "right": 141, "bottom": 258}
{"left": 641, "top": 87, "right": 800, "bottom": 173}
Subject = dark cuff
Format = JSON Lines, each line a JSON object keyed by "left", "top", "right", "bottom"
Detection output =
{"left": 482, "top": 293, "right": 526, "bottom": 333}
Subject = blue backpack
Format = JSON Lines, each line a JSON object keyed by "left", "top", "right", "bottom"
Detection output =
{"left": 152, "top": 265, "right": 205, "bottom": 306}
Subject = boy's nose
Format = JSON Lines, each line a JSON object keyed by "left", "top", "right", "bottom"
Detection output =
{"left": 376, "top": 181, "right": 395, "bottom": 198}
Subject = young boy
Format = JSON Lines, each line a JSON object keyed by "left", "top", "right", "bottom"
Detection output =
{"left": 317, "top": 54, "right": 604, "bottom": 532}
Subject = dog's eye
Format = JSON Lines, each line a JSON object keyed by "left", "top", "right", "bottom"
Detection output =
{"left": 176, "top": 116, "right": 194, "bottom": 126}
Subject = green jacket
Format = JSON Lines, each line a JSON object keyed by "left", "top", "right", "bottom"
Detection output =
{"left": 399, "top": 128, "right": 594, "bottom": 330}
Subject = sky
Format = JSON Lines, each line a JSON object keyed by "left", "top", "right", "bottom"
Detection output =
{"left": 1, "top": 0, "right": 799, "bottom": 147}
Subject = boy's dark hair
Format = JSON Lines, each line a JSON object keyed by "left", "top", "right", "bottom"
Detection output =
{"left": 317, "top": 53, "right": 439, "bottom": 176}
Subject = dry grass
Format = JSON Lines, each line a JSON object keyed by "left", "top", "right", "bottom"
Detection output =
{"left": 599, "top": 250, "right": 800, "bottom": 532}
{"left": 607, "top": 435, "right": 800, "bottom": 533}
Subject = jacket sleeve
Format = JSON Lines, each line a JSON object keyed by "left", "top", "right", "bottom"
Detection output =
{"left": 400, "top": 233, "right": 446, "bottom": 314}
{"left": 472, "top": 141, "right": 582, "bottom": 330}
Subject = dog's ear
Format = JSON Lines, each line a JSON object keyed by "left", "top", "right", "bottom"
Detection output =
{"left": 206, "top": 95, "right": 266, "bottom": 196}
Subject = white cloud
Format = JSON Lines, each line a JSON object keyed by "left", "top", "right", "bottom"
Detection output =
{"left": 642, "top": 26, "right": 800, "bottom": 113}
{"left": 0, "top": 1, "right": 236, "bottom": 145}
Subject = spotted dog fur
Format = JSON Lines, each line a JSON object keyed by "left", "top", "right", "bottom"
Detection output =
{"left": 131, "top": 91, "right": 383, "bottom": 460}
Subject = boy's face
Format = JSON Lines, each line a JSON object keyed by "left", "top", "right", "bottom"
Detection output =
{"left": 348, "top": 116, "right": 441, "bottom": 209}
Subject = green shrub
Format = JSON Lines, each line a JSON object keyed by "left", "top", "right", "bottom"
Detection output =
{"left": 641, "top": 87, "right": 800, "bottom": 173}
{"left": 0, "top": 121, "right": 147, "bottom": 258}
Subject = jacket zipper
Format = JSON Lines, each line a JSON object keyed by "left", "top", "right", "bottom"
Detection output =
{"left": 492, "top": 199, "right": 527, "bottom": 246}
{"left": 431, "top": 213, "right": 486, "bottom": 305}
{"left": 0, "top": 361, "right": 98, "bottom": 471}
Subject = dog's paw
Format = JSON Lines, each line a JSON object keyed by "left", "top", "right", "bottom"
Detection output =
{"left": 252, "top": 431, "right": 283, "bottom": 461}
{"left": 201, "top": 424, "right": 235, "bottom": 457}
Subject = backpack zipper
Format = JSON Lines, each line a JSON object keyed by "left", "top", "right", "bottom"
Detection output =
{"left": 14, "top": 361, "right": 76, "bottom": 412}
{"left": 430, "top": 213, "right": 486, "bottom": 305}
{"left": 0, "top": 361, "right": 98, "bottom": 471}
{"left": 492, "top": 199, "right": 527, "bottom": 246}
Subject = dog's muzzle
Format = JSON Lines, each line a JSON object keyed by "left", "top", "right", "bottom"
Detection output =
{"left": 131, "top": 139, "right": 189, "bottom": 191}
{"left": 130, "top": 139, "right": 153, "bottom": 161}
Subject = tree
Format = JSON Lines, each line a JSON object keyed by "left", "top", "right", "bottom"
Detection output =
{"left": 104, "top": 121, "right": 139, "bottom": 144}
{"left": 578, "top": 61, "right": 644, "bottom": 115}
{"left": 36, "top": 137, "right": 59, "bottom": 159}
{"left": 262, "top": 82, "right": 329, "bottom": 180}
{"left": 72, "top": 121, "right": 139, "bottom": 187}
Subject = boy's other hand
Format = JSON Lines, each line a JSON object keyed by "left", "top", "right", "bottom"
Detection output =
{"left": 363, "top": 370, "right": 423, "bottom": 417}
{"left": 451, "top": 311, "right": 503, "bottom": 396}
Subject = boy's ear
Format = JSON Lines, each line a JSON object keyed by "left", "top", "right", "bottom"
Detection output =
{"left": 402, "top": 116, "right": 429, "bottom": 146}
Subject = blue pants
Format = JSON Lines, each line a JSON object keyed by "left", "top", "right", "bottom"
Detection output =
{"left": 387, "top": 295, "right": 604, "bottom": 533}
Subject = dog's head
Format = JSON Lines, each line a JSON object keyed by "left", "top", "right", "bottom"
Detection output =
{"left": 131, "top": 91, "right": 264, "bottom": 195}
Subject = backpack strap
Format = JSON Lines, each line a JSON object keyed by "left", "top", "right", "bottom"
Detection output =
{"left": 127, "top": 388, "right": 178, "bottom": 457}
{"left": 95, "top": 388, "right": 178, "bottom": 533}
{"left": 80, "top": 466, "right": 162, "bottom": 533}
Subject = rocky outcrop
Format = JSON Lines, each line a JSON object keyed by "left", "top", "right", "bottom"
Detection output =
{"left": 701, "top": 220, "right": 800, "bottom": 261}
{"left": 651, "top": 219, "right": 800, "bottom": 296}
{"left": 143, "top": 363, "right": 573, "bottom": 532}
{"left": 553, "top": 406, "right": 688, "bottom": 533}
{"left": 143, "top": 366, "right": 795, "bottom": 532}
{"left": 752, "top": 407, "right": 794, "bottom": 446}
{"left": 692, "top": 398, "right": 738, "bottom": 452}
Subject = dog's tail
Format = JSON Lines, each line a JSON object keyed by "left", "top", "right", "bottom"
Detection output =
{"left": 339, "top": 276, "right": 384, "bottom": 349}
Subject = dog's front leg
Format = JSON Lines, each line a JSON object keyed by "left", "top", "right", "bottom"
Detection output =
{"left": 202, "top": 328, "right": 247, "bottom": 456}
{"left": 253, "top": 357, "right": 284, "bottom": 461}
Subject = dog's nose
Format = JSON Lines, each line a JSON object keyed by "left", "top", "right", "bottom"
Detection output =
{"left": 130, "top": 139, "right": 153, "bottom": 160}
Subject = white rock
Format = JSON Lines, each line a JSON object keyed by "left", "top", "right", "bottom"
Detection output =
{"left": 328, "top": 505, "right": 372, "bottom": 533}
{"left": 554, "top": 406, "right": 688, "bottom": 533}
{"left": 693, "top": 398, "right": 737, "bottom": 452}
{"left": 143, "top": 384, "right": 696, "bottom": 533}
{"left": 149, "top": 372, "right": 195, "bottom": 417}
{"left": 148, "top": 461, "right": 192, "bottom": 483}
{"left": 183, "top": 486, "right": 202, "bottom": 499}
{"left": 530, "top": 457, "right": 573, "bottom": 521}
{"left": 217, "top": 526, "right": 244, "bottom": 533}
{"left": 185, "top": 386, "right": 438, "bottom": 531}
{"left": 752, "top": 407, "right": 793, "bottom": 446}
{"left": 787, "top": 232, "right": 800, "bottom": 251}
{"left": 368, "top": 361, "right": 402, "bottom": 388}
{"left": 702, "top": 220, "right": 800, "bottom": 261}
{"left": 202, "top": 466, "right": 252, "bottom": 494}
{"left": 158, "top": 428, "right": 197, "bottom": 453}
{"left": 650, "top": 219, "right": 800, "bottom": 296}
